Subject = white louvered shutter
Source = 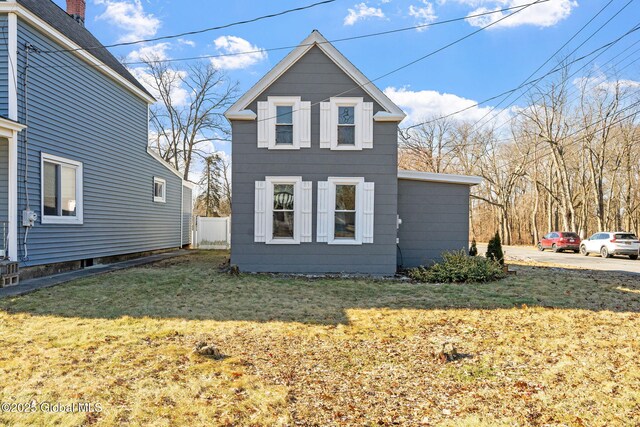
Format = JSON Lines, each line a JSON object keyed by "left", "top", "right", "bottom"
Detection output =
{"left": 319, "top": 102, "right": 331, "bottom": 149}
{"left": 254, "top": 181, "right": 267, "bottom": 242}
{"left": 300, "top": 181, "right": 313, "bottom": 242}
{"left": 362, "top": 182, "right": 375, "bottom": 244}
{"left": 298, "top": 101, "right": 311, "bottom": 148}
{"left": 257, "top": 101, "right": 269, "bottom": 148}
{"left": 317, "top": 181, "right": 329, "bottom": 242}
{"left": 362, "top": 102, "right": 374, "bottom": 149}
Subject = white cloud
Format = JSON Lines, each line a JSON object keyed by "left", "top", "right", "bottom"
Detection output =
{"left": 125, "top": 42, "right": 171, "bottom": 63}
{"left": 409, "top": 1, "right": 437, "bottom": 30}
{"left": 94, "top": 0, "right": 161, "bottom": 42}
{"left": 209, "top": 36, "right": 267, "bottom": 70}
{"left": 178, "top": 39, "right": 196, "bottom": 47}
{"left": 573, "top": 75, "right": 640, "bottom": 93}
{"left": 439, "top": 0, "right": 577, "bottom": 29}
{"left": 344, "top": 3, "right": 386, "bottom": 26}
{"left": 384, "top": 86, "right": 511, "bottom": 125}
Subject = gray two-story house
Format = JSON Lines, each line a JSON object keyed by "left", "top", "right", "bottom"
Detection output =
{"left": 226, "top": 31, "right": 480, "bottom": 275}
{"left": 0, "top": 0, "right": 192, "bottom": 274}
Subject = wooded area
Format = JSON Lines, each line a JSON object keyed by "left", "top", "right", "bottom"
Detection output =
{"left": 399, "top": 74, "right": 640, "bottom": 245}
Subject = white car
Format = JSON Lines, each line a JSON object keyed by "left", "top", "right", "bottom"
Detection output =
{"left": 580, "top": 232, "right": 640, "bottom": 260}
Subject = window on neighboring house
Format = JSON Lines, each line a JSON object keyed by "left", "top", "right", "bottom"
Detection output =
{"left": 317, "top": 177, "right": 375, "bottom": 245}
{"left": 154, "top": 177, "right": 166, "bottom": 203}
{"left": 257, "top": 96, "right": 311, "bottom": 150}
{"left": 275, "top": 105, "right": 294, "bottom": 145}
{"left": 41, "top": 153, "right": 83, "bottom": 224}
{"left": 337, "top": 106, "right": 355, "bottom": 146}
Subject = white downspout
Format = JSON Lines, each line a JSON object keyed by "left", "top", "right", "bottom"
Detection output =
{"left": 7, "top": 12, "right": 18, "bottom": 262}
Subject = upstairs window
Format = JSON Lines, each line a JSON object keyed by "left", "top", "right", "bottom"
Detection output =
{"left": 41, "top": 153, "right": 83, "bottom": 225}
{"left": 275, "top": 106, "right": 294, "bottom": 145}
{"left": 320, "top": 97, "right": 374, "bottom": 151}
{"left": 338, "top": 106, "right": 356, "bottom": 146}
{"left": 257, "top": 96, "right": 311, "bottom": 150}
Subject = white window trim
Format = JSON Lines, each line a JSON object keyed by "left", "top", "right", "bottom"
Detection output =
{"left": 268, "top": 96, "right": 301, "bottom": 150}
{"left": 328, "top": 177, "right": 364, "bottom": 245}
{"left": 153, "top": 177, "right": 167, "bottom": 203}
{"left": 330, "top": 97, "right": 363, "bottom": 151}
{"left": 266, "top": 176, "right": 302, "bottom": 244}
{"left": 40, "top": 153, "right": 84, "bottom": 225}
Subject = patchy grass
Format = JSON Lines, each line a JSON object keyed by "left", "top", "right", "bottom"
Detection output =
{"left": 1, "top": 251, "right": 639, "bottom": 426}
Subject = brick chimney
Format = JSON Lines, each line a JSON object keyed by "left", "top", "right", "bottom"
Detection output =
{"left": 66, "top": 0, "right": 86, "bottom": 26}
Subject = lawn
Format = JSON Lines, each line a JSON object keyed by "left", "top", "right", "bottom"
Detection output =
{"left": 1, "top": 251, "right": 639, "bottom": 426}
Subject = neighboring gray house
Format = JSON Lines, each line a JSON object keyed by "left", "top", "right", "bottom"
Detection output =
{"left": 0, "top": 0, "right": 193, "bottom": 272}
{"left": 225, "top": 31, "right": 480, "bottom": 275}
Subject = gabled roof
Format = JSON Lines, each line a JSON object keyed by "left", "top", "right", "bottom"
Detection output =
{"left": 225, "top": 30, "right": 406, "bottom": 122}
{"left": 13, "top": 0, "right": 154, "bottom": 100}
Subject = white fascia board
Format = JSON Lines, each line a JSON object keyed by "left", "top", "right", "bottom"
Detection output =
{"left": 0, "top": 117, "right": 26, "bottom": 136}
{"left": 0, "top": 2, "right": 156, "bottom": 104}
{"left": 182, "top": 180, "right": 197, "bottom": 190}
{"left": 398, "top": 170, "right": 483, "bottom": 186}
{"left": 373, "top": 111, "right": 405, "bottom": 122}
{"left": 225, "top": 110, "right": 257, "bottom": 121}
{"left": 146, "top": 148, "right": 183, "bottom": 179}
{"left": 225, "top": 30, "right": 406, "bottom": 121}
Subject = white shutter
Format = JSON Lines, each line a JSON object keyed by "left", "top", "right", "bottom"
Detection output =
{"left": 362, "top": 182, "right": 375, "bottom": 244}
{"left": 300, "top": 181, "right": 313, "bottom": 242}
{"left": 362, "top": 102, "right": 374, "bottom": 149}
{"left": 320, "top": 102, "right": 331, "bottom": 149}
{"left": 299, "top": 101, "right": 311, "bottom": 148}
{"left": 254, "top": 181, "right": 267, "bottom": 242}
{"left": 317, "top": 181, "right": 329, "bottom": 242}
{"left": 257, "top": 101, "right": 269, "bottom": 148}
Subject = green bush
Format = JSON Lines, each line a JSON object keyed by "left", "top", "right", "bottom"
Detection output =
{"left": 469, "top": 239, "right": 478, "bottom": 256}
{"left": 486, "top": 231, "right": 504, "bottom": 266}
{"left": 408, "top": 250, "right": 505, "bottom": 283}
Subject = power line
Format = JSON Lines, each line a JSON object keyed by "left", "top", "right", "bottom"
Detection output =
{"left": 401, "top": 21, "right": 640, "bottom": 134}
{"left": 41, "top": 0, "right": 338, "bottom": 53}
{"left": 31, "top": 2, "right": 550, "bottom": 68}
{"left": 469, "top": 0, "right": 638, "bottom": 134}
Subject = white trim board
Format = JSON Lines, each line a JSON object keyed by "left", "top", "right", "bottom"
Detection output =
{"left": 225, "top": 30, "right": 406, "bottom": 122}
{"left": 0, "top": 2, "right": 155, "bottom": 104}
{"left": 146, "top": 148, "right": 183, "bottom": 179}
{"left": 398, "top": 170, "right": 482, "bottom": 186}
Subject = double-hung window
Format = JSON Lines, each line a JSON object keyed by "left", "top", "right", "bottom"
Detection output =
{"left": 254, "top": 177, "right": 313, "bottom": 244}
{"left": 317, "top": 177, "right": 375, "bottom": 245}
{"left": 275, "top": 105, "right": 294, "bottom": 146}
{"left": 257, "top": 96, "right": 311, "bottom": 149}
{"left": 320, "top": 97, "right": 374, "bottom": 150}
{"left": 41, "top": 153, "right": 83, "bottom": 225}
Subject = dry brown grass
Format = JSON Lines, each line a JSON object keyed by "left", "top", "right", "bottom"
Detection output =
{"left": 1, "top": 251, "right": 639, "bottom": 426}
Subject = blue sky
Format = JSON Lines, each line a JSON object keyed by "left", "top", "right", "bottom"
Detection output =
{"left": 52, "top": 0, "right": 640, "bottom": 157}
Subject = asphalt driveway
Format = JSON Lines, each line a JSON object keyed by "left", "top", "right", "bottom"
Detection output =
{"left": 478, "top": 243, "right": 640, "bottom": 275}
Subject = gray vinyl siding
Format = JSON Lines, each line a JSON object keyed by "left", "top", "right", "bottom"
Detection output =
{"left": 182, "top": 185, "right": 192, "bottom": 245}
{"left": 230, "top": 46, "right": 398, "bottom": 275}
{"left": 0, "top": 15, "right": 7, "bottom": 117}
{"left": 10, "top": 18, "right": 182, "bottom": 266}
{"left": 397, "top": 179, "right": 470, "bottom": 268}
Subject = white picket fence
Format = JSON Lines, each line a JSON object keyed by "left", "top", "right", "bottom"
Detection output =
{"left": 194, "top": 217, "right": 231, "bottom": 249}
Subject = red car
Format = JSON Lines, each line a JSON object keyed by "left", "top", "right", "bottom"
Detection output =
{"left": 537, "top": 231, "right": 581, "bottom": 253}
